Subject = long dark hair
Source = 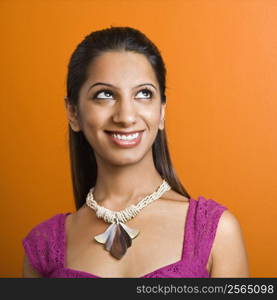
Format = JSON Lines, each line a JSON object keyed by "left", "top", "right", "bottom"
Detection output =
{"left": 66, "top": 26, "right": 191, "bottom": 210}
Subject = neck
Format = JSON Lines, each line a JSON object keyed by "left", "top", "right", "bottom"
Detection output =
{"left": 92, "top": 153, "right": 166, "bottom": 210}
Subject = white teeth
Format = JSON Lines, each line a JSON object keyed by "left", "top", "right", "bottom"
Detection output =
{"left": 111, "top": 132, "right": 139, "bottom": 140}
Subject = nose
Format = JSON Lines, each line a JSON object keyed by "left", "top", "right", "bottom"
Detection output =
{"left": 112, "top": 97, "right": 137, "bottom": 127}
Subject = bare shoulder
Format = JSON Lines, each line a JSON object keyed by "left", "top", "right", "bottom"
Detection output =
{"left": 65, "top": 206, "right": 84, "bottom": 229}
{"left": 211, "top": 210, "right": 249, "bottom": 277}
{"left": 65, "top": 203, "right": 99, "bottom": 231}
{"left": 160, "top": 189, "right": 190, "bottom": 204}
{"left": 22, "top": 254, "right": 42, "bottom": 278}
{"left": 216, "top": 210, "right": 243, "bottom": 235}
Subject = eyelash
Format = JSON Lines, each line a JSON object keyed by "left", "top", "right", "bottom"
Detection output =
{"left": 92, "top": 88, "right": 153, "bottom": 100}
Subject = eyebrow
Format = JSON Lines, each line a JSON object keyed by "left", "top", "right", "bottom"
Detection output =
{"left": 88, "top": 82, "right": 157, "bottom": 92}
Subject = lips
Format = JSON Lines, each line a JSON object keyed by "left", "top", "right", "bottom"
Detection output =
{"left": 105, "top": 130, "right": 144, "bottom": 148}
{"left": 105, "top": 130, "right": 144, "bottom": 135}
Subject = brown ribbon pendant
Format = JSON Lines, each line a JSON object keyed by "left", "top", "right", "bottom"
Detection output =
{"left": 94, "top": 222, "right": 139, "bottom": 259}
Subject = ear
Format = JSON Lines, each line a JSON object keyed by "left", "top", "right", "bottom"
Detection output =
{"left": 158, "top": 103, "right": 166, "bottom": 130}
{"left": 64, "top": 97, "right": 81, "bottom": 132}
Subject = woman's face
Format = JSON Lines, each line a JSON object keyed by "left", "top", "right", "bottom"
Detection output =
{"left": 67, "top": 50, "right": 165, "bottom": 166}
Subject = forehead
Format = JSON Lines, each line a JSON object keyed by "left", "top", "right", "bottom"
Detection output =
{"left": 86, "top": 51, "right": 158, "bottom": 86}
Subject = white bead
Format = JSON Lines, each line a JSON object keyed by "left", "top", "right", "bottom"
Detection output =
{"left": 85, "top": 180, "right": 171, "bottom": 224}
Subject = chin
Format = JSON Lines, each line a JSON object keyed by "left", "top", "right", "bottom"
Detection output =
{"left": 108, "top": 154, "right": 144, "bottom": 166}
{"left": 102, "top": 147, "right": 152, "bottom": 166}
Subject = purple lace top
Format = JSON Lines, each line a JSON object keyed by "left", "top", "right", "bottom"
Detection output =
{"left": 22, "top": 196, "right": 227, "bottom": 278}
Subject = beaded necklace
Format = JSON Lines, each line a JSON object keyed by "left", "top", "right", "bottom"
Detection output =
{"left": 85, "top": 179, "right": 171, "bottom": 259}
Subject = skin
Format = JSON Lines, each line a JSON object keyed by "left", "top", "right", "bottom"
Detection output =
{"left": 23, "top": 51, "right": 249, "bottom": 278}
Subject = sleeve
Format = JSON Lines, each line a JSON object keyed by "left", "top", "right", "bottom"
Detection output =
{"left": 195, "top": 197, "right": 227, "bottom": 268}
{"left": 22, "top": 214, "right": 60, "bottom": 277}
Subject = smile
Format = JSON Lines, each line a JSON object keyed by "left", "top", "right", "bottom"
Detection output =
{"left": 111, "top": 132, "right": 139, "bottom": 140}
{"left": 105, "top": 131, "right": 144, "bottom": 148}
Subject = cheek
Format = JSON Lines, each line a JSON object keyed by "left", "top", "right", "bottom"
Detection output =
{"left": 143, "top": 108, "right": 162, "bottom": 128}
{"left": 79, "top": 107, "right": 105, "bottom": 131}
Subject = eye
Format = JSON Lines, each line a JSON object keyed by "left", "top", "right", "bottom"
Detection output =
{"left": 94, "top": 90, "right": 113, "bottom": 99}
{"left": 135, "top": 89, "right": 153, "bottom": 99}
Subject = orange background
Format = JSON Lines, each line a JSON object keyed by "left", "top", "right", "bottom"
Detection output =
{"left": 0, "top": 0, "right": 276, "bottom": 277}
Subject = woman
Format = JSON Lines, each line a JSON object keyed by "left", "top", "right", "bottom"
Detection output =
{"left": 22, "top": 26, "right": 249, "bottom": 278}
